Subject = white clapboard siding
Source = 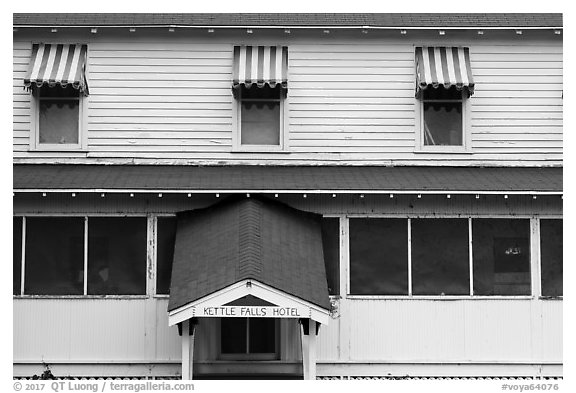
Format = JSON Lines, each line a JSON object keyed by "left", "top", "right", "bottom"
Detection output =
{"left": 13, "top": 297, "right": 561, "bottom": 365}
{"left": 13, "top": 37, "right": 562, "bottom": 165}
{"left": 338, "top": 299, "right": 561, "bottom": 363}
{"left": 13, "top": 42, "right": 31, "bottom": 150}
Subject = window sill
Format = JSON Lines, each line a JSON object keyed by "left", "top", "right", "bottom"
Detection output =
{"left": 231, "top": 148, "right": 291, "bottom": 154}
{"left": 413, "top": 148, "right": 473, "bottom": 155}
{"left": 29, "top": 147, "right": 88, "bottom": 153}
{"left": 539, "top": 296, "right": 563, "bottom": 300}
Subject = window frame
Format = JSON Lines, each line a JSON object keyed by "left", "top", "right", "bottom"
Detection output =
{"left": 232, "top": 86, "right": 288, "bottom": 153}
{"left": 13, "top": 214, "right": 151, "bottom": 299}
{"left": 414, "top": 88, "right": 472, "bottom": 154}
{"left": 30, "top": 86, "right": 87, "bottom": 151}
{"left": 218, "top": 317, "right": 280, "bottom": 361}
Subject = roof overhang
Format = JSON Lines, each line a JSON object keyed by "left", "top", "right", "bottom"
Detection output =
{"left": 12, "top": 13, "right": 563, "bottom": 30}
{"left": 12, "top": 25, "right": 563, "bottom": 30}
{"left": 168, "top": 279, "right": 331, "bottom": 326}
{"left": 12, "top": 165, "right": 563, "bottom": 195}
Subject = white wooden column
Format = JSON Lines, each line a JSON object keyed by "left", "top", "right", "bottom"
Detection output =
{"left": 301, "top": 323, "right": 309, "bottom": 378}
{"left": 300, "top": 319, "right": 318, "bottom": 380}
{"left": 308, "top": 324, "right": 317, "bottom": 380}
{"left": 181, "top": 319, "right": 196, "bottom": 380}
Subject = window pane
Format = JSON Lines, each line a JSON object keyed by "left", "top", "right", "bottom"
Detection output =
{"left": 221, "top": 318, "right": 247, "bottom": 354}
{"left": 39, "top": 99, "right": 79, "bottom": 144}
{"left": 541, "top": 219, "right": 562, "bottom": 296}
{"left": 25, "top": 217, "right": 84, "bottom": 295}
{"left": 241, "top": 101, "right": 280, "bottom": 145}
{"left": 423, "top": 101, "right": 462, "bottom": 146}
{"left": 412, "top": 219, "right": 469, "bottom": 295}
{"left": 473, "top": 219, "right": 531, "bottom": 295}
{"left": 321, "top": 218, "right": 340, "bottom": 295}
{"left": 14, "top": 217, "right": 23, "bottom": 295}
{"left": 88, "top": 217, "right": 147, "bottom": 295}
{"left": 350, "top": 219, "right": 408, "bottom": 295}
{"left": 156, "top": 217, "right": 177, "bottom": 295}
{"left": 248, "top": 318, "right": 276, "bottom": 354}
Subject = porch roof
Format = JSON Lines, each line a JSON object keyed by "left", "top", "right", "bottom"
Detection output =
{"left": 13, "top": 165, "right": 563, "bottom": 194}
{"left": 168, "top": 195, "right": 331, "bottom": 311}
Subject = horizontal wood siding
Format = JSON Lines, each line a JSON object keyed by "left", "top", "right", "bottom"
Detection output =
{"left": 13, "top": 298, "right": 561, "bottom": 365}
{"left": 13, "top": 43, "right": 31, "bottom": 152}
{"left": 13, "top": 36, "right": 562, "bottom": 165}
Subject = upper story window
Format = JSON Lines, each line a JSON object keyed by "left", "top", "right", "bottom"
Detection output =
{"left": 24, "top": 43, "right": 89, "bottom": 151}
{"left": 232, "top": 45, "right": 288, "bottom": 151}
{"left": 414, "top": 46, "right": 474, "bottom": 153}
{"left": 421, "top": 86, "right": 464, "bottom": 146}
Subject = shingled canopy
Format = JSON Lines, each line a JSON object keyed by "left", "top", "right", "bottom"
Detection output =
{"left": 168, "top": 195, "right": 331, "bottom": 322}
{"left": 13, "top": 165, "right": 563, "bottom": 194}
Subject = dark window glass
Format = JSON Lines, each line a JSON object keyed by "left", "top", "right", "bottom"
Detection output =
{"left": 156, "top": 217, "right": 177, "bottom": 295}
{"left": 88, "top": 217, "right": 147, "bottom": 295}
{"left": 473, "top": 219, "right": 531, "bottom": 295}
{"left": 350, "top": 219, "right": 408, "bottom": 295}
{"left": 38, "top": 86, "right": 79, "bottom": 145}
{"left": 221, "top": 318, "right": 248, "bottom": 354}
{"left": 221, "top": 318, "right": 277, "bottom": 355}
{"left": 540, "top": 219, "right": 562, "bottom": 297}
{"left": 321, "top": 218, "right": 340, "bottom": 295}
{"left": 411, "top": 219, "right": 469, "bottom": 295}
{"left": 13, "top": 217, "right": 23, "bottom": 295}
{"left": 25, "top": 217, "right": 84, "bottom": 295}
{"left": 240, "top": 85, "right": 281, "bottom": 145}
{"left": 248, "top": 318, "right": 276, "bottom": 354}
{"left": 422, "top": 86, "right": 463, "bottom": 146}
{"left": 423, "top": 102, "right": 462, "bottom": 145}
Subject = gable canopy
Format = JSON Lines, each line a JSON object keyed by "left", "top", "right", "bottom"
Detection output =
{"left": 415, "top": 46, "right": 474, "bottom": 97}
{"left": 232, "top": 46, "right": 288, "bottom": 91}
{"left": 168, "top": 196, "right": 331, "bottom": 313}
{"left": 24, "top": 43, "right": 89, "bottom": 95}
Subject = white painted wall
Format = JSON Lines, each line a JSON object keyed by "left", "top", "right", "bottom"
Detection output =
{"left": 13, "top": 297, "right": 561, "bottom": 376}
{"left": 13, "top": 30, "right": 562, "bottom": 166}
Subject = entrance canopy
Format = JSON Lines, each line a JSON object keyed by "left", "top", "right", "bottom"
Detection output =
{"left": 167, "top": 196, "right": 331, "bottom": 326}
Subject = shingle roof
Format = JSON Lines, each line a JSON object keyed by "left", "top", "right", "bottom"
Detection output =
{"left": 13, "top": 165, "right": 563, "bottom": 193}
{"left": 13, "top": 13, "right": 562, "bottom": 28}
{"left": 168, "top": 195, "right": 330, "bottom": 311}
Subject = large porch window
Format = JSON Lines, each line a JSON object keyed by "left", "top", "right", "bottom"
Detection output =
{"left": 347, "top": 217, "right": 556, "bottom": 297}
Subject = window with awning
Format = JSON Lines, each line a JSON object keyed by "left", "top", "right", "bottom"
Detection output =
{"left": 232, "top": 46, "right": 289, "bottom": 150}
{"left": 24, "top": 43, "right": 89, "bottom": 150}
{"left": 414, "top": 46, "right": 475, "bottom": 149}
{"left": 24, "top": 43, "right": 89, "bottom": 95}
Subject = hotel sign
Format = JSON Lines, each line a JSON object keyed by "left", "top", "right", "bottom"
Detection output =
{"left": 194, "top": 306, "right": 307, "bottom": 318}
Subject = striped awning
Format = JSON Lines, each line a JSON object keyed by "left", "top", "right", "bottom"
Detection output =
{"left": 232, "top": 46, "right": 288, "bottom": 90}
{"left": 415, "top": 46, "right": 474, "bottom": 97}
{"left": 24, "top": 43, "right": 89, "bottom": 95}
